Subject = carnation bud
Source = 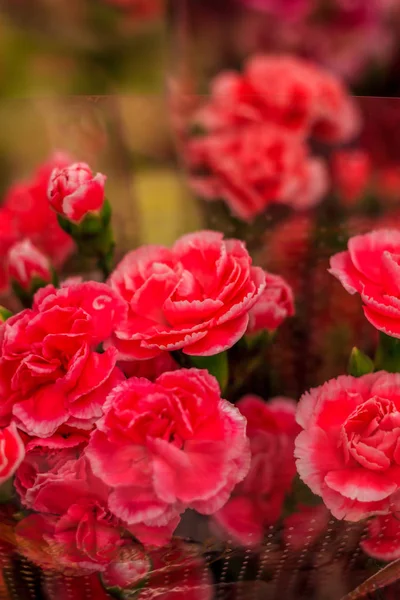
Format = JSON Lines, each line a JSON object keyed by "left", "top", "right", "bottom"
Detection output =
{"left": 7, "top": 240, "right": 55, "bottom": 307}
{"left": 48, "top": 162, "right": 107, "bottom": 224}
{"left": 48, "top": 162, "right": 114, "bottom": 277}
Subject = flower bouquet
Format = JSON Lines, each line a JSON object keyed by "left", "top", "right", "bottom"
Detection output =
{"left": 3, "top": 37, "right": 400, "bottom": 600}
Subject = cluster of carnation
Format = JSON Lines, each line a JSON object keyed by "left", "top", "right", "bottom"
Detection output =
{"left": 0, "top": 153, "right": 74, "bottom": 294}
{"left": 293, "top": 228, "right": 400, "bottom": 564}
{"left": 186, "top": 54, "right": 360, "bottom": 220}
{"left": 0, "top": 154, "right": 298, "bottom": 583}
{"left": 0, "top": 280, "right": 252, "bottom": 572}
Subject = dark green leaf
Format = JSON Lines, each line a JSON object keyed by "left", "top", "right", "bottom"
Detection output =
{"left": 0, "top": 306, "right": 12, "bottom": 322}
{"left": 375, "top": 332, "right": 400, "bottom": 373}
{"left": 189, "top": 352, "right": 229, "bottom": 393}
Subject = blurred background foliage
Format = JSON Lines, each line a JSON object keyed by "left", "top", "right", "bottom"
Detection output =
{"left": 1, "top": 0, "right": 400, "bottom": 253}
{"left": 0, "top": 0, "right": 204, "bottom": 251}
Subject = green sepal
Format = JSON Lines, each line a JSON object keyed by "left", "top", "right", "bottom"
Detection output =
{"left": 11, "top": 271, "right": 57, "bottom": 309}
{"left": 348, "top": 347, "right": 374, "bottom": 377}
{"left": 189, "top": 351, "right": 229, "bottom": 393}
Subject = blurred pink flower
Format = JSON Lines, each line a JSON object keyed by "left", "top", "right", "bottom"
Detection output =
{"left": 214, "top": 395, "right": 299, "bottom": 546}
{"left": 189, "top": 126, "right": 328, "bottom": 220}
{"left": 0, "top": 153, "right": 75, "bottom": 294}
{"left": 193, "top": 55, "right": 360, "bottom": 142}
{"left": 247, "top": 271, "right": 295, "bottom": 333}
{"left": 331, "top": 149, "right": 371, "bottom": 205}
{"left": 329, "top": 229, "right": 400, "bottom": 338}
{"left": 7, "top": 239, "right": 53, "bottom": 291}
{"left": 187, "top": 55, "right": 359, "bottom": 219}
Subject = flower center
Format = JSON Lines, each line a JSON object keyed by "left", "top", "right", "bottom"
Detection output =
{"left": 341, "top": 398, "right": 400, "bottom": 470}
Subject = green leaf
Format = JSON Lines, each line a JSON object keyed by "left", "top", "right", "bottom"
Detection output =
{"left": 244, "top": 330, "right": 273, "bottom": 351}
{"left": 283, "top": 474, "right": 322, "bottom": 517}
{"left": 375, "top": 332, "right": 400, "bottom": 373}
{"left": 57, "top": 213, "right": 75, "bottom": 235}
{"left": 348, "top": 347, "right": 374, "bottom": 377}
{"left": 0, "top": 306, "right": 12, "bottom": 322}
{"left": 189, "top": 352, "right": 229, "bottom": 393}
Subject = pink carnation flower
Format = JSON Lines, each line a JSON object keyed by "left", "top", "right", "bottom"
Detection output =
{"left": 331, "top": 149, "right": 371, "bottom": 206}
{"left": 189, "top": 126, "right": 328, "bottom": 221}
{"left": 0, "top": 282, "right": 126, "bottom": 436}
{"left": 329, "top": 229, "right": 400, "bottom": 338}
{"left": 295, "top": 372, "right": 400, "bottom": 521}
{"left": 214, "top": 395, "right": 299, "bottom": 546}
{"left": 86, "top": 369, "right": 250, "bottom": 546}
{"left": 108, "top": 230, "right": 265, "bottom": 359}
{"left": 0, "top": 153, "right": 75, "bottom": 293}
{"left": 187, "top": 56, "right": 359, "bottom": 220}
{"left": 247, "top": 271, "right": 295, "bottom": 333}
{"left": 193, "top": 55, "right": 360, "bottom": 142}
{"left": 48, "top": 162, "right": 107, "bottom": 224}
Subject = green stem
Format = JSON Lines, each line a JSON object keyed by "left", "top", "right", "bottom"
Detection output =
{"left": 375, "top": 332, "right": 400, "bottom": 373}
{"left": 97, "top": 250, "right": 114, "bottom": 280}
